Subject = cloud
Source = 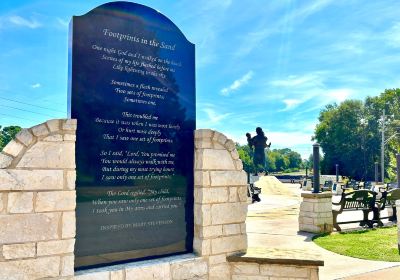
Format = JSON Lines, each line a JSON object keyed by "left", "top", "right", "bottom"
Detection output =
{"left": 280, "top": 99, "right": 303, "bottom": 111}
{"left": 220, "top": 71, "right": 254, "bottom": 96}
{"left": 31, "top": 83, "right": 41, "bottom": 89}
{"left": 56, "top": 17, "right": 69, "bottom": 28}
{"left": 8, "top": 16, "right": 42, "bottom": 29}
{"left": 202, "top": 108, "right": 232, "bottom": 124}
{"left": 270, "top": 73, "right": 323, "bottom": 88}
{"left": 326, "top": 88, "right": 353, "bottom": 103}
{"left": 384, "top": 22, "right": 400, "bottom": 48}
{"left": 267, "top": 131, "right": 314, "bottom": 158}
{"left": 234, "top": 0, "right": 334, "bottom": 57}
{"left": 234, "top": 29, "right": 273, "bottom": 57}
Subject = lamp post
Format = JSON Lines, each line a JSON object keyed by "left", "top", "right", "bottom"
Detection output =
{"left": 313, "top": 143, "right": 320, "bottom": 193}
{"left": 381, "top": 109, "right": 385, "bottom": 183}
{"left": 380, "top": 109, "right": 399, "bottom": 183}
{"left": 335, "top": 164, "right": 339, "bottom": 182}
{"left": 374, "top": 162, "right": 379, "bottom": 183}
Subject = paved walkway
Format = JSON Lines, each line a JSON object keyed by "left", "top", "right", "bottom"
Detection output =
{"left": 246, "top": 176, "right": 400, "bottom": 280}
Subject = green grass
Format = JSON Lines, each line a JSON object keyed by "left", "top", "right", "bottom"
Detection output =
{"left": 313, "top": 226, "right": 400, "bottom": 262}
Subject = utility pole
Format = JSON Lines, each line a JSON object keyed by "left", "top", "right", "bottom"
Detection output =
{"left": 381, "top": 109, "right": 385, "bottom": 183}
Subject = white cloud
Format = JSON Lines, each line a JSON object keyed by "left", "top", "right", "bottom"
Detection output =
{"left": 270, "top": 73, "right": 323, "bottom": 88}
{"left": 9, "top": 16, "right": 41, "bottom": 29}
{"left": 280, "top": 99, "right": 303, "bottom": 111}
{"left": 267, "top": 131, "right": 314, "bottom": 158}
{"left": 384, "top": 22, "right": 400, "bottom": 48}
{"left": 235, "top": 29, "right": 273, "bottom": 57}
{"left": 31, "top": 83, "right": 41, "bottom": 89}
{"left": 234, "top": 0, "right": 334, "bottom": 57}
{"left": 327, "top": 88, "right": 353, "bottom": 103}
{"left": 220, "top": 71, "right": 254, "bottom": 96}
{"left": 56, "top": 17, "right": 69, "bottom": 28}
{"left": 202, "top": 108, "right": 231, "bottom": 124}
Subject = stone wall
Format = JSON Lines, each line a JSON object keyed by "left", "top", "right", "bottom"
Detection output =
{"left": 299, "top": 192, "right": 333, "bottom": 233}
{"left": 193, "top": 129, "right": 248, "bottom": 279}
{"left": 0, "top": 123, "right": 322, "bottom": 279}
{"left": 0, "top": 119, "right": 77, "bottom": 280}
{"left": 229, "top": 262, "right": 319, "bottom": 280}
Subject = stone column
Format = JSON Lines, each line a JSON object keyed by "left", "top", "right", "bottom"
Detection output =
{"left": 193, "top": 129, "right": 248, "bottom": 280}
{"left": 0, "top": 119, "right": 76, "bottom": 280}
{"left": 299, "top": 192, "right": 333, "bottom": 233}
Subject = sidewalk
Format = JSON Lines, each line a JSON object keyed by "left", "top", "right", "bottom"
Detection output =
{"left": 246, "top": 176, "right": 400, "bottom": 280}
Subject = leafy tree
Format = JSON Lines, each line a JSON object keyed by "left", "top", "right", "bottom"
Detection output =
{"left": 236, "top": 144, "right": 304, "bottom": 173}
{"left": 314, "top": 89, "right": 400, "bottom": 181}
{"left": 0, "top": 125, "right": 22, "bottom": 151}
{"left": 236, "top": 143, "right": 255, "bottom": 174}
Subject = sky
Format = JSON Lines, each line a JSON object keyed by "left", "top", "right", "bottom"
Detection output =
{"left": 0, "top": 0, "right": 400, "bottom": 158}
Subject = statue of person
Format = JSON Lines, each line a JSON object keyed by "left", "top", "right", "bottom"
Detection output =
{"left": 246, "top": 127, "right": 271, "bottom": 175}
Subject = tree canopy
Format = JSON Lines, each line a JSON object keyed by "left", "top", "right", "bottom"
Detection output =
{"left": 0, "top": 125, "right": 22, "bottom": 151}
{"left": 314, "top": 89, "right": 400, "bottom": 181}
{"left": 236, "top": 144, "right": 304, "bottom": 174}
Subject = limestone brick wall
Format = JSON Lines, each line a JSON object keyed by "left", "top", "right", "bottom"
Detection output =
{"left": 0, "top": 119, "right": 77, "bottom": 280}
{"left": 193, "top": 129, "right": 248, "bottom": 279}
{"left": 299, "top": 192, "right": 333, "bottom": 233}
{"left": 229, "top": 262, "right": 319, "bottom": 280}
{"left": 0, "top": 123, "right": 322, "bottom": 279}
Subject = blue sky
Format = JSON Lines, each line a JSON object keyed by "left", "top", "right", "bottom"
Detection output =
{"left": 1, "top": 0, "right": 399, "bottom": 158}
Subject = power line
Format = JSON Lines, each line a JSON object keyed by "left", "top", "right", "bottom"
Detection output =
{"left": 0, "top": 90, "right": 67, "bottom": 113}
{"left": 0, "top": 104, "right": 59, "bottom": 118}
{"left": 0, "top": 112, "right": 40, "bottom": 122}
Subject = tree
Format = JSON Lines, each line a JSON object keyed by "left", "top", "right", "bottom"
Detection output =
{"left": 314, "top": 89, "right": 400, "bottom": 181}
{"left": 236, "top": 144, "right": 303, "bottom": 173}
{"left": 236, "top": 143, "right": 255, "bottom": 174}
{"left": 0, "top": 126, "right": 22, "bottom": 151}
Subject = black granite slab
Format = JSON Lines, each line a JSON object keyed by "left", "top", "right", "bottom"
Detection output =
{"left": 68, "top": 1, "right": 195, "bottom": 269}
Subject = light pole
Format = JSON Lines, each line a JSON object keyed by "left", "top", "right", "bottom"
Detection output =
{"left": 381, "top": 109, "right": 385, "bottom": 183}
{"left": 313, "top": 143, "right": 320, "bottom": 193}
{"left": 380, "top": 109, "right": 399, "bottom": 183}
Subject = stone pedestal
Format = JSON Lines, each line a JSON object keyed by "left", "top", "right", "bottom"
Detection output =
{"left": 299, "top": 192, "right": 333, "bottom": 233}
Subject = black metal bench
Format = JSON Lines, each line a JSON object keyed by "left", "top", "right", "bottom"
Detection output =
{"left": 378, "top": 188, "right": 400, "bottom": 222}
{"left": 321, "top": 180, "right": 333, "bottom": 192}
{"left": 332, "top": 190, "right": 380, "bottom": 231}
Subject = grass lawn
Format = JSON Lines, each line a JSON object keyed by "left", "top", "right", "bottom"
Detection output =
{"left": 313, "top": 226, "right": 400, "bottom": 262}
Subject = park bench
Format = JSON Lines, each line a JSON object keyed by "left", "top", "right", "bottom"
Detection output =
{"left": 345, "top": 180, "right": 360, "bottom": 190}
{"left": 321, "top": 180, "right": 333, "bottom": 192}
{"left": 332, "top": 182, "right": 344, "bottom": 195}
{"left": 247, "top": 174, "right": 261, "bottom": 203}
{"left": 301, "top": 179, "right": 312, "bottom": 191}
{"left": 377, "top": 188, "right": 400, "bottom": 222}
{"left": 332, "top": 190, "right": 380, "bottom": 231}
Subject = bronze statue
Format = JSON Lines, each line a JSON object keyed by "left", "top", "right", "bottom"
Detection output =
{"left": 246, "top": 127, "right": 271, "bottom": 175}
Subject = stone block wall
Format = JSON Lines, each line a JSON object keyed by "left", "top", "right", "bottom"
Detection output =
{"left": 299, "top": 192, "right": 333, "bottom": 233}
{"left": 193, "top": 129, "right": 248, "bottom": 279}
{"left": 0, "top": 119, "right": 77, "bottom": 280}
{"left": 229, "top": 262, "right": 318, "bottom": 280}
{"left": 0, "top": 123, "right": 322, "bottom": 279}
